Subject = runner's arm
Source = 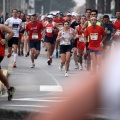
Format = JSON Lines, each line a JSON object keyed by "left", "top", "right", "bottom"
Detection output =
{"left": 81, "top": 21, "right": 88, "bottom": 32}
{"left": 56, "top": 31, "right": 63, "bottom": 41}
{"left": 2, "top": 24, "right": 14, "bottom": 40}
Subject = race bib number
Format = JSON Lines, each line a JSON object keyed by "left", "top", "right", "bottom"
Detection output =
{"left": 114, "top": 30, "right": 120, "bottom": 36}
{"left": 63, "top": 39, "right": 70, "bottom": 45}
{"left": 32, "top": 33, "right": 38, "bottom": 39}
{"left": 79, "top": 36, "right": 84, "bottom": 42}
{"left": 46, "top": 27, "right": 53, "bottom": 33}
{"left": 13, "top": 24, "right": 19, "bottom": 28}
{"left": 90, "top": 33, "right": 98, "bottom": 40}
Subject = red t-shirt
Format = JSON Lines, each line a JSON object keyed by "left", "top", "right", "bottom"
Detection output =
{"left": 84, "top": 25, "right": 106, "bottom": 50}
{"left": 54, "top": 18, "right": 64, "bottom": 25}
{"left": 0, "top": 32, "right": 5, "bottom": 57}
{"left": 26, "top": 21, "right": 43, "bottom": 40}
{"left": 113, "top": 20, "right": 120, "bottom": 30}
{"left": 113, "top": 20, "right": 120, "bottom": 38}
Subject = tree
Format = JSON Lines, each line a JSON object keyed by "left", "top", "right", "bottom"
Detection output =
{"left": 51, "top": 0, "right": 76, "bottom": 12}
{"left": 35, "top": 0, "right": 76, "bottom": 14}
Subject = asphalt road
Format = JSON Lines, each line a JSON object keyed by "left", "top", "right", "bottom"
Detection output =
{"left": 0, "top": 46, "right": 88, "bottom": 113}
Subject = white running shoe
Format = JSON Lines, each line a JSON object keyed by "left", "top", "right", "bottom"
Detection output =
{"left": 31, "top": 63, "right": 35, "bottom": 68}
{"left": 79, "top": 65, "right": 83, "bottom": 70}
{"left": 65, "top": 72, "right": 68, "bottom": 77}
{"left": 74, "top": 64, "right": 79, "bottom": 69}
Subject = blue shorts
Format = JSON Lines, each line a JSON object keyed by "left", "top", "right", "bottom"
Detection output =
{"left": 30, "top": 40, "right": 41, "bottom": 51}
{"left": 89, "top": 49, "right": 102, "bottom": 55}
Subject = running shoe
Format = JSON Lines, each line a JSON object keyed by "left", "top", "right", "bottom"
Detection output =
{"left": 47, "top": 59, "right": 51, "bottom": 65}
{"left": 7, "top": 53, "right": 11, "bottom": 58}
{"left": 79, "top": 65, "right": 83, "bottom": 70}
{"left": 13, "top": 62, "right": 16, "bottom": 68}
{"left": 21, "top": 51, "right": 24, "bottom": 56}
{"left": 8, "top": 86, "right": 15, "bottom": 101}
{"left": 65, "top": 72, "right": 68, "bottom": 77}
{"left": 74, "top": 64, "right": 79, "bottom": 69}
{"left": 50, "top": 58, "right": 52, "bottom": 63}
{"left": 31, "top": 63, "right": 35, "bottom": 68}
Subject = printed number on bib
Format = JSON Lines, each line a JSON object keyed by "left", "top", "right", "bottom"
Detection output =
{"left": 32, "top": 33, "right": 38, "bottom": 39}
{"left": 63, "top": 39, "right": 70, "bottom": 45}
{"left": 46, "top": 27, "right": 53, "bottom": 33}
{"left": 90, "top": 33, "right": 98, "bottom": 40}
{"left": 79, "top": 36, "right": 84, "bottom": 42}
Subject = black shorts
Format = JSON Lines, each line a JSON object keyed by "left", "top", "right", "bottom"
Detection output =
{"left": 8, "top": 37, "right": 19, "bottom": 47}
{"left": 60, "top": 45, "right": 71, "bottom": 54}
{"left": 44, "top": 36, "right": 55, "bottom": 44}
{"left": 0, "top": 56, "right": 4, "bottom": 69}
{"left": 30, "top": 40, "right": 41, "bottom": 51}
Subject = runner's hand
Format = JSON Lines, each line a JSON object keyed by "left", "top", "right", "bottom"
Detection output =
{"left": 100, "top": 42, "right": 103, "bottom": 47}
{"left": 0, "top": 39, "right": 6, "bottom": 45}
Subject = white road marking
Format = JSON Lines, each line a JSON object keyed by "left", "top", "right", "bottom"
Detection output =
{"left": 3, "top": 104, "right": 48, "bottom": 108}
{"left": 12, "top": 98, "right": 64, "bottom": 102}
{"left": 40, "top": 85, "right": 62, "bottom": 92}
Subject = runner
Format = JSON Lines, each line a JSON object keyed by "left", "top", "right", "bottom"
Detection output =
{"left": 112, "top": 10, "right": 120, "bottom": 45}
{"left": 19, "top": 12, "right": 26, "bottom": 56}
{"left": 57, "top": 20, "right": 75, "bottom": 77}
{"left": 84, "top": 17, "right": 106, "bottom": 75}
{"left": 54, "top": 12, "right": 65, "bottom": 58}
{"left": 44, "top": 14, "right": 58, "bottom": 65}
{"left": 75, "top": 15, "right": 86, "bottom": 70}
{"left": 26, "top": 13, "right": 44, "bottom": 68}
{"left": 5, "top": 9, "right": 22, "bottom": 68}
{"left": 0, "top": 24, "right": 15, "bottom": 101}
{"left": 70, "top": 13, "right": 81, "bottom": 69}
{"left": 23, "top": 15, "right": 31, "bottom": 57}
{"left": 82, "top": 10, "right": 101, "bottom": 71}
{"left": 102, "top": 15, "right": 115, "bottom": 57}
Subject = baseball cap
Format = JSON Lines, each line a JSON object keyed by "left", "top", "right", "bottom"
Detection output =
{"left": 59, "top": 12, "right": 64, "bottom": 16}
{"left": 47, "top": 14, "right": 53, "bottom": 19}
{"left": 67, "top": 12, "right": 72, "bottom": 16}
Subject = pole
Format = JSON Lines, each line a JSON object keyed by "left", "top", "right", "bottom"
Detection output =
{"left": 3, "top": 0, "right": 5, "bottom": 22}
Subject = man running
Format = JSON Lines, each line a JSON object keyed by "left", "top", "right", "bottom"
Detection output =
{"left": 0, "top": 24, "right": 15, "bottom": 101}
{"left": 112, "top": 10, "right": 120, "bottom": 45}
{"left": 84, "top": 17, "right": 106, "bottom": 75}
{"left": 26, "top": 13, "right": 44, "bottom": 68}
{"left": 5, "top": 9, "right": 22, "bottom": 68}
{"left": 102, "top": 15, "right": 116, "bottom": 57}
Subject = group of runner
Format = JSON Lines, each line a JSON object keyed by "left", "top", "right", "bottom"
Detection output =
{"left": 0, "top": 8, "right": 120, "bottom": 100}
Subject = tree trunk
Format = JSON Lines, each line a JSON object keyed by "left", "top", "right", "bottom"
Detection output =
{"left": 86, "top": 0, "right": 96, "bottom": 9}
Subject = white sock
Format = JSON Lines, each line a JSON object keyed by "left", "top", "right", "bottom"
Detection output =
{"left": 14, "top": 53, "right": 17, "bottom": 62}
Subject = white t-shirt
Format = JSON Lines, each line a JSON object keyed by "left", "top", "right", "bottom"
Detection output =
{"left": 5, "top": 17, "right": 22, "bottom": 37}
